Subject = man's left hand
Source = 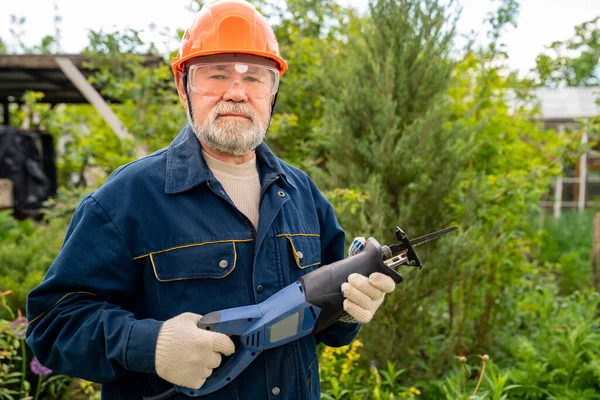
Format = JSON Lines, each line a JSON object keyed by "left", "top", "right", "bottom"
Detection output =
{"left": 341, "top": 272, "right": 396, "bottom": 323}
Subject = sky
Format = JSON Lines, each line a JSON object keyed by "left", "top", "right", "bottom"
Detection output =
{"left": 1, "top": 0, "right": 599, "bottom": 78}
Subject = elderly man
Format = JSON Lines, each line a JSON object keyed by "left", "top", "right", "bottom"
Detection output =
{"left": 26, "top": 0, "right": 395, "bottom": 398}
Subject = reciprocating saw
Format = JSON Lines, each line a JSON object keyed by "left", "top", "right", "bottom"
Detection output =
{"left": 145, "top": 226, "right": 457, "bottom": 400}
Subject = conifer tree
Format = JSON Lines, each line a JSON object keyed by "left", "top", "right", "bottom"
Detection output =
{"left": 321, "top": 0, "right": 462, "bottom": 239}
{"left": 318, "top": 0, "right": 467, "bottom": 364}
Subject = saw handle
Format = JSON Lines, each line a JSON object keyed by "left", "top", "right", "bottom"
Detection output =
{"left": 299, "top": 237, "right": 403, "bottom": 333}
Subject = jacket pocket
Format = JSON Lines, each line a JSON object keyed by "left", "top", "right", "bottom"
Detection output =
{"left": 150, "top": 241, "right": 237, "bottom": 281}
{"left": 145, "top": 240, "right": 250, "bottom": 316}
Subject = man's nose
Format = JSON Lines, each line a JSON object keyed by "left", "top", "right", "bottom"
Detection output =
{"left": 222, "top": 81, "right": 248, "bottom": 103}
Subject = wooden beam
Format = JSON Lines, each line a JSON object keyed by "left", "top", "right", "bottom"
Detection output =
{"left": 594, "top": 213, "right": 600, "bottom": 293}
{"left": 0, "top": 54, "right": 163, "bottom": 70}
{"left": 542, "top": 201, "right": 597, "bottom": 208}
{"left": 579, "top": 132, "right": 588, "bottom": 212}
{"left": 563, "top": 176, "right": 600, "bottom": 183}
{"left": 554, "top": 124, "right": 565, "bottom": 219}
{"left": 554, "top": 175, "right": 563, "bottom": 219}
{"left": 0, "top": 54, "right": 87, "bottom": 69}
{"left": 54, "top": 56, "right": 132, "bottom": 142}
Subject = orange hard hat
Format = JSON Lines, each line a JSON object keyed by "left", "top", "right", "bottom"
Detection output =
{"left": 172, "top": 0, "right": 288, "bottom": 76}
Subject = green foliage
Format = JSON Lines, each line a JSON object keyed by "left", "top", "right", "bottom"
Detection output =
{"left": 0, "top": 188, "right": 91, "bottom": 317}
{"left": 318, "top": 340, "right": 522, "bottom": 399}
{"left": 319, "top": 0, "right": 476, "bottom": 377}
{"left": 437, "top": 357, "right": 520, "bottom": 400}
{"left": 495, "top": 274, "right": 600, "bottom": 399}
{"left": 318, "top": 339, "right": 421, "bottom": 399}
{"left": 259, "top": 0, "right": 363, "bottom": 169}
{"left": 540, "top": 210, "right": 595, "bottom": 294}
{"left": 535, "top": 16, "right": 600, "bottom": 87}
{"left": 318, "top": 0, "right": 583, "bottom": 392}
{"left": 320, "top": 0, "right": 462, "bottom": 244}
{"left": 83, "top": 29, "right": 185, "bottom": 155}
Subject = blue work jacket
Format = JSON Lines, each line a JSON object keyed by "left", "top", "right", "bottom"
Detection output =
{"left": 26, "top": 125, "right": 360, "bottom": 400}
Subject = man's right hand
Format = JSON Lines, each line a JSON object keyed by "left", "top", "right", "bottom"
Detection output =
{"left": 155, "top": 312, "right": 235, "bottom": 389}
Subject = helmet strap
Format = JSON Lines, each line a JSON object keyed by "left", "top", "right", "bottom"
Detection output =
{"left": 183, "top": 68, "right": 196, "bottom": 126}
{"left": 271, "top": 90, "right": 278, "bottom": 115}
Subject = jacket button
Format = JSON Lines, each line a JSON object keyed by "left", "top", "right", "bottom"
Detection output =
{"left": 219, "top": 260, "right": 228, "bottom": 269}
{"left": 297, "top": 251, "right": 303, "bottom": 259}
{"left": 256, "top": 285, "right": 264, "bottom": 293}
{"left": 277, "top": 190, "right": 286, "bottom": 198}
{"left": 271, "top": 387, "right": 280, "bottom": 396}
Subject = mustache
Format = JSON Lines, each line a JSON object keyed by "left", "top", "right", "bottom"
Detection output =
{"left": 212, "top": 102, "right": 256, "bottom": 120}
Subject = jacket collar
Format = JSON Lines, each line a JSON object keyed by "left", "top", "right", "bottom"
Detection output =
{"left": 165, "top": 124, "right": 297, "bottom": 194}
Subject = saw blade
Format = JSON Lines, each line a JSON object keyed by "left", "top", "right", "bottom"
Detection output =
{"left": 388, "top": 226, "right": 457, "bottom": 254}
{"left": 410, "top": 226, "right": 457, "bottom": 247}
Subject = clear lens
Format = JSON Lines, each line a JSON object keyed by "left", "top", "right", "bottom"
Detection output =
{"left": 189, "top": 62, "right": 279, "bottom": 99}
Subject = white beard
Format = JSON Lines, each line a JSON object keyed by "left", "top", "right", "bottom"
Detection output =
{"left": 191, "top": 101, "right": 268, "bottom": 156}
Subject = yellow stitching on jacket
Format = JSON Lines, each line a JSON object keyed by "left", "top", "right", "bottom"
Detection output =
{"left": 276, "top": 233, "right": 320, "bottom": 238}
{"left": 283, "top": 236, "right": 320, "bottom": 269}
{"left": 150, "top": 243, "right": 237, "bottom": 282}
{"left": 29, "top": 291, "right": 96, "bottom": 325}
{"left": 233, "top": 242, "right": 237, "bottom": 271}
{"left": 133, "top": 239, "right": 253, "bottom": 260}
{"left": 302, "top": 262, "right": 320, "bottom": 268}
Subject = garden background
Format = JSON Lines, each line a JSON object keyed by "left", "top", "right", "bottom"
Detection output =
{"left": 1, "top": 0, "right": 600, "bottom": 398}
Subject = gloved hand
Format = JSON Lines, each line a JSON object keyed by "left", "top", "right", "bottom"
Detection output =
{"left": 339, "top": 237, "right": 396, "bottom": 324}
{"left": 155, "top": 312, "right": 235, "bottom": 389}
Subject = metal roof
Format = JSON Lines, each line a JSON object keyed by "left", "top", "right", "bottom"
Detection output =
{"left": 536, "top": 87, "right": 600, "bottom": 121}
{"left": 0, "top": 54, "right": 164, "bottom": 105}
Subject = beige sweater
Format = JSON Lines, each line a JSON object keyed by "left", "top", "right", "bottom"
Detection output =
{"left": 202, "top": 150, "right": 261, "bottom": 230}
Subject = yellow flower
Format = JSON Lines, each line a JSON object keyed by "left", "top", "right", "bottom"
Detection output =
{"left": 409, "top": 387, "right": 421, "bottom": 395}
{"left": 79, "top": 379, "right": 93, "bottom": 389}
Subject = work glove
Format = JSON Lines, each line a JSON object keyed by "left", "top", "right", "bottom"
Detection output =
{"left": 155, "top": 312, "right": 235, "bottom": 389}
{"left": 339, "top": 237, "right": 396, "bottom": 324}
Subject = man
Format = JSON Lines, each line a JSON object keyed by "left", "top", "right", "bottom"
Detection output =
{"left": 26, "top": 0, "right": 396, "bottom": 398}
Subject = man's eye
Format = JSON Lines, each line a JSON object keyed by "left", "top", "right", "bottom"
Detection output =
{"left": 209, "top": 75, "right": 228, "bottom": 80}
{"left": 244, "top": 76, "right": 262, "bottom": 83}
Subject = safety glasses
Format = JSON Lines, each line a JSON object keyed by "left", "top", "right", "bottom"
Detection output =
{"left": 188, "top": 61, "right": 279, "bottom": 99}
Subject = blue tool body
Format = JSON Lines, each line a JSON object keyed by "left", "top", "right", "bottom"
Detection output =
{"left": 176, "top": 281, "right": 321, "bottom": 397}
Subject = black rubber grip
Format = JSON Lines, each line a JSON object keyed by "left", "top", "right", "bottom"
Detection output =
{"left": 300, "top": 238, "right": 403, "bottom": 333}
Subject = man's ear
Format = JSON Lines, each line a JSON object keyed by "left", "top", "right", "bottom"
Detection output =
{"left": 174, "top": 70, "right": 188, "bottom": 109}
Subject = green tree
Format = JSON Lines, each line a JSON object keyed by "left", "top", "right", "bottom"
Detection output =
{"left": 84, "top": 29, "right": 184, "bottom": 151}
{"left": 319, "top": 0, "right": 580, "bottom": 383}
{"left": 535, "top": 16, "right": 600, "bottom": 87}
{"left": 413, "top": 0, "right": 580, "bottom": 375}
{"left": 318, "top": 0, "right": 466, "bottom": 371}
{"left": 257, "top": 0, "right": 362, "bottom": 168}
